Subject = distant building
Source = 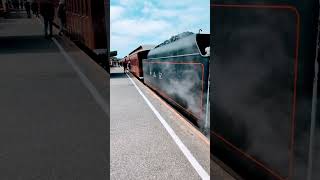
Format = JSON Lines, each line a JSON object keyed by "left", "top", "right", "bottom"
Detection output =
{"left": 109, "top": 51, "right": 119, "bottom": 67}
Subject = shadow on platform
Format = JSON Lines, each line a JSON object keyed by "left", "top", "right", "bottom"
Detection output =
{"left": 0, "top": 35, "right": 59, "bottom": 54}
{"left": 1, "top": 10, "right": 29, "bottom": 19}
{"left": 110, "top": 72, "right": 127, "bottom": 79}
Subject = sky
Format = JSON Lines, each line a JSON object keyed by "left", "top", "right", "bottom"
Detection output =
{"left": 110, "top": 0, "right": 210, "bottom": 58}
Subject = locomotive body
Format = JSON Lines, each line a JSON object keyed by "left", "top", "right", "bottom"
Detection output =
{"left": 143, "top": 33, "right": 210, "bottom": 131}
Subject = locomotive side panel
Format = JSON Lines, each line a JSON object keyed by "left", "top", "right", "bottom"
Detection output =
{"left": 143, "top": 34, "right": 210, "bottom": 129}
{"left": 143, "top": 58, "right": 208, "bottom": 123}
{"left": 211, "top": 1, "right": 319, "bottom": 180}
{"left": 212, "top": 7, "right": 296, "bottom": 179}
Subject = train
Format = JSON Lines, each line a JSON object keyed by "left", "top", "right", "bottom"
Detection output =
{"left": 124, "top": 45, "right": 155, "bottom": 79}
{"left": 212, "top": 1, "right": 320, "bottom": 180}
{"left": 63, "top": 0, "right": 108, "bottom": 70}
{"left": 122, "top": 32, "right": 210, "bottom": 134}
{"left": 62, "top": 0, "right": 107, "bottom": 51}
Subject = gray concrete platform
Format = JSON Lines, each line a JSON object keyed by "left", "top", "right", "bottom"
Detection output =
{"left": 0, "top": 12, "right": 108, "bottom": 179}
{"left": 110, "top": 67, "right": 235, "bottom": 180}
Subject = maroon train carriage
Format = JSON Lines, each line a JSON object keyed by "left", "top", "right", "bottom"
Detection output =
{"left": 63, "top": 0, "right": 107, "bottom": 50}
{"left": 126, "top": 45, "right": 155, "bottom": 79}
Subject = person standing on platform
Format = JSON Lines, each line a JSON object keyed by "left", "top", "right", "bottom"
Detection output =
{"left": 57, "top": 0, "right": 66, "bottom": 36}
{"left": 128, "top": 60, "right": 131, "bottom": 72}
{"left": 24, "top": 0, "right": 31, "bottom": 18}
{"left": 123, "top": 61, "right": 127, "bottom": 73}
{"left": 13, "top": 0, "right": 19, "bottom": 10}
{"left": 31, "top": 1, "right": 39, "bottom": 17}
{"left": 40, "top": 1, "right": 55, "bottom": 38}
{"left": 20, "top": 1, "right": 24, "bottom": 10}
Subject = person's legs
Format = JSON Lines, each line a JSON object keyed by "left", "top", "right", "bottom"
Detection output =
{"left": 49, "top": 20, "right": 53, "bottom": 37}
{"left": 59, "top": 19, "right": 63, "bottom": 35}
{"left": 63, "top": 21, "right": 66, "bottom": 33}
{"left": 27, "top": 10, "right": 31, "bottom": 18}
{"left": 36, "top": 9, "right": 39, "bottom": 17}
{"left": 44, "top": 18, "right": 48, "bottom": 37}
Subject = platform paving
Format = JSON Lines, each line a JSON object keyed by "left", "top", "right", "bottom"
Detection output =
{"left": 0, "top": 12, "right": 108, "bottom": 180}
{"left": 110, "top": 67, "right": 235, "bottom": 180}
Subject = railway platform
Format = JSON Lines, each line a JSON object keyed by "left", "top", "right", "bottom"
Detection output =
{"left": 0, "top": 12, "right": 108, "bottom": 179}
{"left": 110, "top": 67, "right": 235, "bottom": 180}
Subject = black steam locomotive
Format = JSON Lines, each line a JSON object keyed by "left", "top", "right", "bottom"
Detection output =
{"left": 124, "top": 32, "right": 211, "bottom": 134}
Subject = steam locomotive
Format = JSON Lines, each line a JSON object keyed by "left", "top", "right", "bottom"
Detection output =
{"left": 123, "top": 32, "right": 210, "bottom": 134}
{"left": 212, "top": 1, "right": 320, "bottom": 180}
